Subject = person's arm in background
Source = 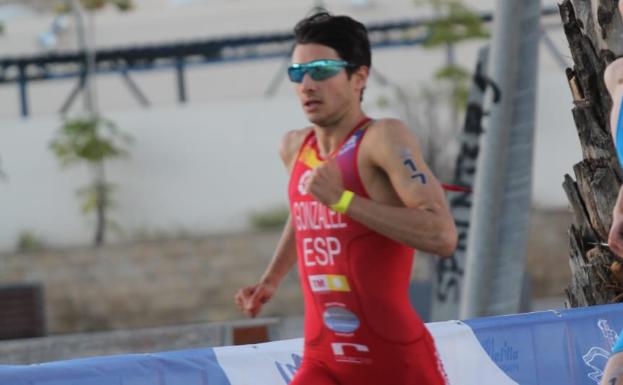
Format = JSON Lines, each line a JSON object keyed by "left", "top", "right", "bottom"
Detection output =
{"left": 601, "top": 4, "right": 623, "bottom": 383}
{"left": 234, "top": 128, "right": 309, "bottom": 318}
{"left": 605, "top": 56, "right": 623, "bottom": 256}
{"left": 609, "top": 187, "right": 623, "bottom": 257}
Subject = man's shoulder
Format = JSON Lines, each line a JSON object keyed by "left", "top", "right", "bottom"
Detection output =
{"left": 279, "top": 126, "right": 313, "bottom": 169}
{"left": 280, "top": 127, "right": 313, "bottom": 157}
{"left": 361, "top": 118, "right": 423, "bottom": 167}
{"left": 283, "top": 126, "right": 313, "bottom": 142}
{"left": 365, "top": 118, "right": 417, "bottom": 145}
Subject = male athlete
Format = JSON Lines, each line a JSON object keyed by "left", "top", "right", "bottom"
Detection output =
{"left": 235, "top": 12, "right": 457, "bottom": 385}
{"left": 601, "top": 2, "right": 623, "bottom": 384}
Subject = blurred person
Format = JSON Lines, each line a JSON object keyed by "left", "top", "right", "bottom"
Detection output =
{"left": 602, "top": 2, "right": 623, "bottom": 384}
{"left": 602, "top": 336, "right": 623, "bottom": 385}
{"left": 235, "top": 12, "right": 456, "bottom": 385}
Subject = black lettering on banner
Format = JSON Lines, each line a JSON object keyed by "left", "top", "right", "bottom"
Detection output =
{"left": 464, "top": 105, "right": 485, "bottom": 135}
{"left": 434, "top": 51, "right": 501, "bottom": 306}
{"left": 450, "top": 191, "right": 472, "bottom": 210}
{"left": 436, "top": 219, "right": 468, "bottom": 302}
{"left": 455, "top": 220, "right": 469, "bottom": 252}
{"left": 474, "top": 60, "right": 502, "bottom": 103}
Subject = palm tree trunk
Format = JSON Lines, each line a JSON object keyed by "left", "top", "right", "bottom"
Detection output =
{"left": 559, "top": 0, "right": 623, "bottom": 306}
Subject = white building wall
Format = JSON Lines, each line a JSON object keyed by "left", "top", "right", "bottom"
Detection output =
{"left": 0, "top": 97, "right": 306, "bottom": 250}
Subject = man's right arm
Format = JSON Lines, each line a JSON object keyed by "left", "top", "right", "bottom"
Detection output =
{"left": 257, "top": 128, "right": 310, "bottom": 288}
{"left": 235, "top": 216, "right": 297, "bottom": 318}
{"left": 234, "top": 128, "right": 308, "bottom": 318}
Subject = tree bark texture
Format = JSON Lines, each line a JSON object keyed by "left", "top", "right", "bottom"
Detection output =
{"left": 560, "top": 0, "right": 623, "bottom": 307}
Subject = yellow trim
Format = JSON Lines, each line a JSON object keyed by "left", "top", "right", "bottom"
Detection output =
{"left": 299, "top": 145, "right": 323, "bottom": 169}
{"left": 330, "top": 190, "right": 355, "bottom": 213}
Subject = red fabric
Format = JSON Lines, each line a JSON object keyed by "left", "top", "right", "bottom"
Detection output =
{"left": 288, "top": 119, "right": 447, "bottom": 384}
{"left": 441, "top": 183, "right": 472, "bottom": 193}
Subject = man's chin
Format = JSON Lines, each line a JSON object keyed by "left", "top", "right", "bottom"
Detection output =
{"left": 305, "top": 113, "right": 325, "bottom": 126}
{"left": 305, "top": 110, "right": 343, "bottom": 128}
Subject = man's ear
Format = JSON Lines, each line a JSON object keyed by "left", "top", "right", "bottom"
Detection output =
{"left": 352, "top": 66, "right": 370, "bottom": 93}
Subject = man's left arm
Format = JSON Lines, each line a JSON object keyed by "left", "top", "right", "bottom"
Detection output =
{"left": 305, "top": 119, "right": 457, "bottom": 257}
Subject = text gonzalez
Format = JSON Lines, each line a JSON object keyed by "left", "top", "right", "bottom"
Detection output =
{"left": 293, "top": 201, "right": 348, "bottom": 267}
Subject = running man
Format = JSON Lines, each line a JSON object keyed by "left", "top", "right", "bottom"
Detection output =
{"left": 602, "top": 2, "right": 623, "bottom": 384}
{"left": 235, "top": 12, "right": 457, "bottom": 385}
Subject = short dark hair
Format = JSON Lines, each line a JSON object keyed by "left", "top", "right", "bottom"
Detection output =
{"left": 293, "top": 11, "right": 372, "bottom": 75}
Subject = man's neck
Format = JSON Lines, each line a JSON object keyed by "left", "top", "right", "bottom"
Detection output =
{"left": 313, "top": 110, "right": 366, "bottom": 157}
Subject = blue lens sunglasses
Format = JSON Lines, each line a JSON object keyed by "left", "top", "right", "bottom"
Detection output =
{"left": 287, "top": 59, "right": 356, "bottom": 83}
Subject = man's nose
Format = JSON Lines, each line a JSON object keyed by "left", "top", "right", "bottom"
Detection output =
{"left": 300, "top": 73, "right": 317, "bottom": 91}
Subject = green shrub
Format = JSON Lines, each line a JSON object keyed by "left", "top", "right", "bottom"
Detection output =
{"left": 16, "top": 231, "right": 44, "bottom": 253}
{"left": 249, "top": 206, "right": 289, "bottom": 230}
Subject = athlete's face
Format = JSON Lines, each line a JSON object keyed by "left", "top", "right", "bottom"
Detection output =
{"left": 291, "top": 44, "right": 367, "bottom": 127}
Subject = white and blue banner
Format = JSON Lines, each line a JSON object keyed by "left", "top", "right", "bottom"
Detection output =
{"left": 1, "top": 304, "right": 622, "bottom": 385}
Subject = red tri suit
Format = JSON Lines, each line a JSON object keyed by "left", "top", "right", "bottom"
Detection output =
{"left": 288, "top": 117, "right": 448, "bottom": 385}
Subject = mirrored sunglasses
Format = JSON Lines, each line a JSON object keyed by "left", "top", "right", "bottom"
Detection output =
{"left": 287, "top": 59, "right": 355, "bottom": 83}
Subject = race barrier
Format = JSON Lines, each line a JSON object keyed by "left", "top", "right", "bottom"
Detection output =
{"left": 0, "top": 303, "right": 621, "bottom": 385}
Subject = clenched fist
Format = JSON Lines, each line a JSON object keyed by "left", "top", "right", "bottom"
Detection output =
{"left": 234, "top": 282, "right": 276, "bottom": 318}
{"left": 304, "top": 158, "right": 345, "bottom": 207}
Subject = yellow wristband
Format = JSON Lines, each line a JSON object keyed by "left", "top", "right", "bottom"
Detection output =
{"left": 330, "top": 190, "right": 355, "bottom": 213}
